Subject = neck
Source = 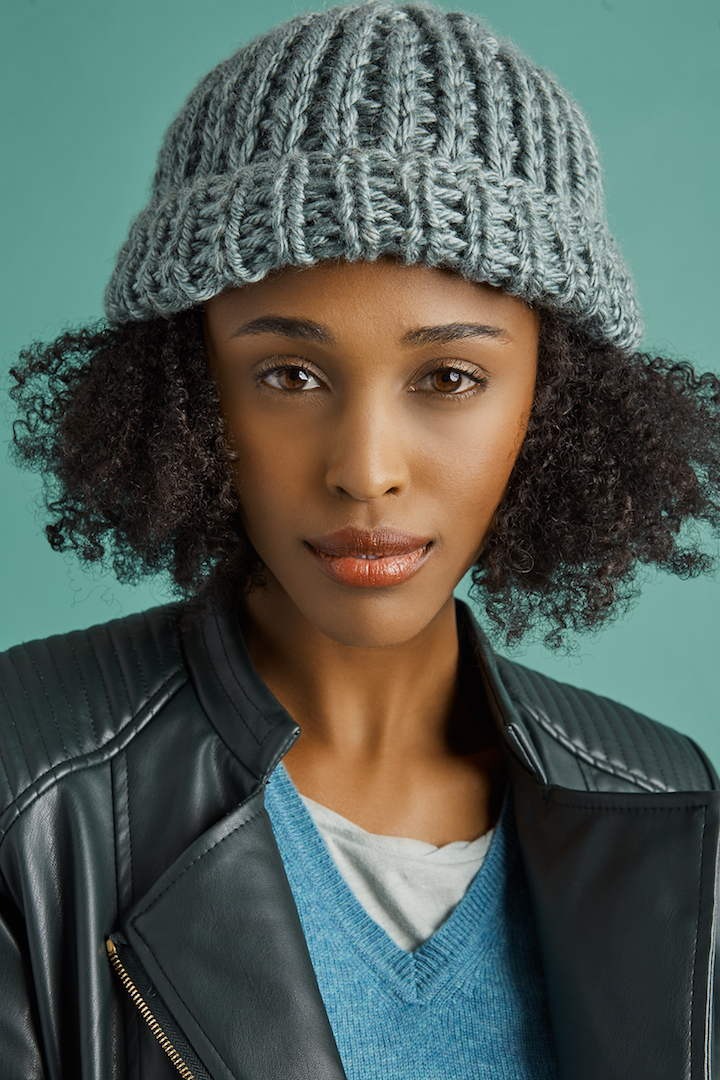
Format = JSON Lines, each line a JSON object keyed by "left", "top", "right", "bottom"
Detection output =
{"left": 239, "top": 580, "right": 503, "bottom": 845}
{"left": 243, "top": 583, "right": 461, "bottom": 761}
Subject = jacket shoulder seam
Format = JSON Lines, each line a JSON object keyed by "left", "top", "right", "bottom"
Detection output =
{"left": 523, "top": 703, "right": 669, "bottom": 793}
{"left": 496, "top": 655, "right": 712, "bottom": 793}
{"left": 0, "top": 668, "right": 188, "bottom": 843}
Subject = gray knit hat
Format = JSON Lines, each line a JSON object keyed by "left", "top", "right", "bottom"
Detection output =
{"left": 105, "top": 0, "right": 643, "bottom": 349}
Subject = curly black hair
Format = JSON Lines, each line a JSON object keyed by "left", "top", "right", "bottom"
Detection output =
{"left": 9, "top": 306, "right": 720, "bottom": 647}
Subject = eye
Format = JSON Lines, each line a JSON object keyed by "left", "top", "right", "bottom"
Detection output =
{"left": 258, "top": 362, "right": 324, "bottom": 392}
{"left": 414, "top": 366, "right": 486, "bottom": 396}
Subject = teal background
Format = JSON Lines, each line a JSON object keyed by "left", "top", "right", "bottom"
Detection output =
{"left": 2, "top": 2, "right": 719, "bottom": 756}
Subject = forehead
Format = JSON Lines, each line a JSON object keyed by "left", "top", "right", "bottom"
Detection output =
{"left": 205, "top": 259, "right": 538, "bottom": 341}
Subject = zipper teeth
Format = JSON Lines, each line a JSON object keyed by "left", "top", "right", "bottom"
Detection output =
{"left": 106, "top": 940, "right": 196, "bottom": 1080}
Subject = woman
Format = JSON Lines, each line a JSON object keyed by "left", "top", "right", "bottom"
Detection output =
{"left": 3, "top": 3, "right": 720, "bottom": 1078}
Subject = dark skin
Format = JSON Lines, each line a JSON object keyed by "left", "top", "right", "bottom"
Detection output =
{"left": 205, "top": 259, "right": 539, "bottom": 846}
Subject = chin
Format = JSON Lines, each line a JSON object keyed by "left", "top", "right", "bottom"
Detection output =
{"left": 294, "top": 586, "right": 456, "bottom": 650}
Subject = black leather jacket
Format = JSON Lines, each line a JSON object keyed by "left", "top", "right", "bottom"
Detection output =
{"left": 0, "top": 601, "right": 718, "bottom": 1080}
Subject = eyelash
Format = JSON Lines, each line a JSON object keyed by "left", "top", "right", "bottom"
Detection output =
{"left": 255, "top": 358, "right": 488, "bottom": 398}
{"left": 415, "top": 365, "right": 489, "bottom": 398}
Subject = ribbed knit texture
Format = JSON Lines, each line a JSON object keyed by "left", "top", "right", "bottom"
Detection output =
{"left": 265, "top": 764, "right": 558, "bottom": 1079}
{"left": 105, "top": 1, "right": 642, "bottom": 350}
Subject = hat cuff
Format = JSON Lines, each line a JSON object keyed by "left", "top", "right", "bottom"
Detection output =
{"left": 104, "top": 149, "right": 643, "bottom": 351}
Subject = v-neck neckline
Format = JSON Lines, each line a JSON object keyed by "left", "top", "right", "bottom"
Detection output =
{"left": 265, "top": 763, "right": 517, "bottom": 1005}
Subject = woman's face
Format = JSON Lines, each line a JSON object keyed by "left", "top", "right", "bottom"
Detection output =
{"left": 205, "top": 260, "right": 538, "bottom": 648}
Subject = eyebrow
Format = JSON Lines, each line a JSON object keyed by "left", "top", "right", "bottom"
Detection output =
{"left": 229, "top": 316, "right": 335, "bottom": 343}
{"left": 228, "top": 315, "right": 507, "bottom": 346}
{"left": 400, "top": 322, "right": 507, "bottom": 346}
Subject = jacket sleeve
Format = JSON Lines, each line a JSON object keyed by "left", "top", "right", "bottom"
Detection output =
{"left": 0, "top": 871, "right": 47, "bottom": 1079}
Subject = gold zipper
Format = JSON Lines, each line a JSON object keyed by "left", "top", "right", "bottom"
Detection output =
{"left": 106, "top": 939, "right": 196, "bottom": 1079}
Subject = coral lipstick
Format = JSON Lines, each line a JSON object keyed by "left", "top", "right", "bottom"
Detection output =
{"left": 305, "top": 528, "right": 433, "bottom": 588}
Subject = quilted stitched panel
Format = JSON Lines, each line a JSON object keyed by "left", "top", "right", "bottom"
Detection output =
{"left": 0, "top": 605, "right": 185, "bottom": 820}
{"left": 497, "top": 657, "right": 715, "bottom": 794}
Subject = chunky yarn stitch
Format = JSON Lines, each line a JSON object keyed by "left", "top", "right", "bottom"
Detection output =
{"left": 105, "top": 0, "right": 642, "bottom": 349}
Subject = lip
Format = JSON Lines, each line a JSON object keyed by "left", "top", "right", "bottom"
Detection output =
{"left": 304, "top": 527, "right": 434, "bottom": 588}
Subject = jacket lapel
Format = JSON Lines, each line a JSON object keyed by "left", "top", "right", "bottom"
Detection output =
{"left": 462, "top": 604, "right": 720, "bottom": 1080}
{"left": 121, "top": 786, "right": 347, "bottom": 1080}
{"left": 510, "top": 759, "right": 720, "bottom": 1080}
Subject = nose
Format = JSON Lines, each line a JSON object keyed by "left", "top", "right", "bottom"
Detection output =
{"left": 324, "top": 398, "right": 410, "bottom": 501}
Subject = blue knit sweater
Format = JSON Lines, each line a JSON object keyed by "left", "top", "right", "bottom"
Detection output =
{"left": 265, "top": 764, "right": 557, "bottom": 1080}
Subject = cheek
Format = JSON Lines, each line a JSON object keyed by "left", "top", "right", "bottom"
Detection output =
{"left": 436, "top": 405, "right": 530, "bottom": 512}
{"left": 431, "top": 412, "right": 531, "bottom": 568}
{"left": 226, "top": 415, "right": 314, "bottom": 533}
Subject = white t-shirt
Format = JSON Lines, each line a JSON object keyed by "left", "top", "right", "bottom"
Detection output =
{"left": 299, "top": 792, "right": 494, "bottom": 952}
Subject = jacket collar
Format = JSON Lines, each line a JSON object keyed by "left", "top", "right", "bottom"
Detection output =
{"left": 180, "top": 601, "right": 301, "bottom": 782}
{"left": 179, "top": 596, "right": 534, "bottom": 784}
